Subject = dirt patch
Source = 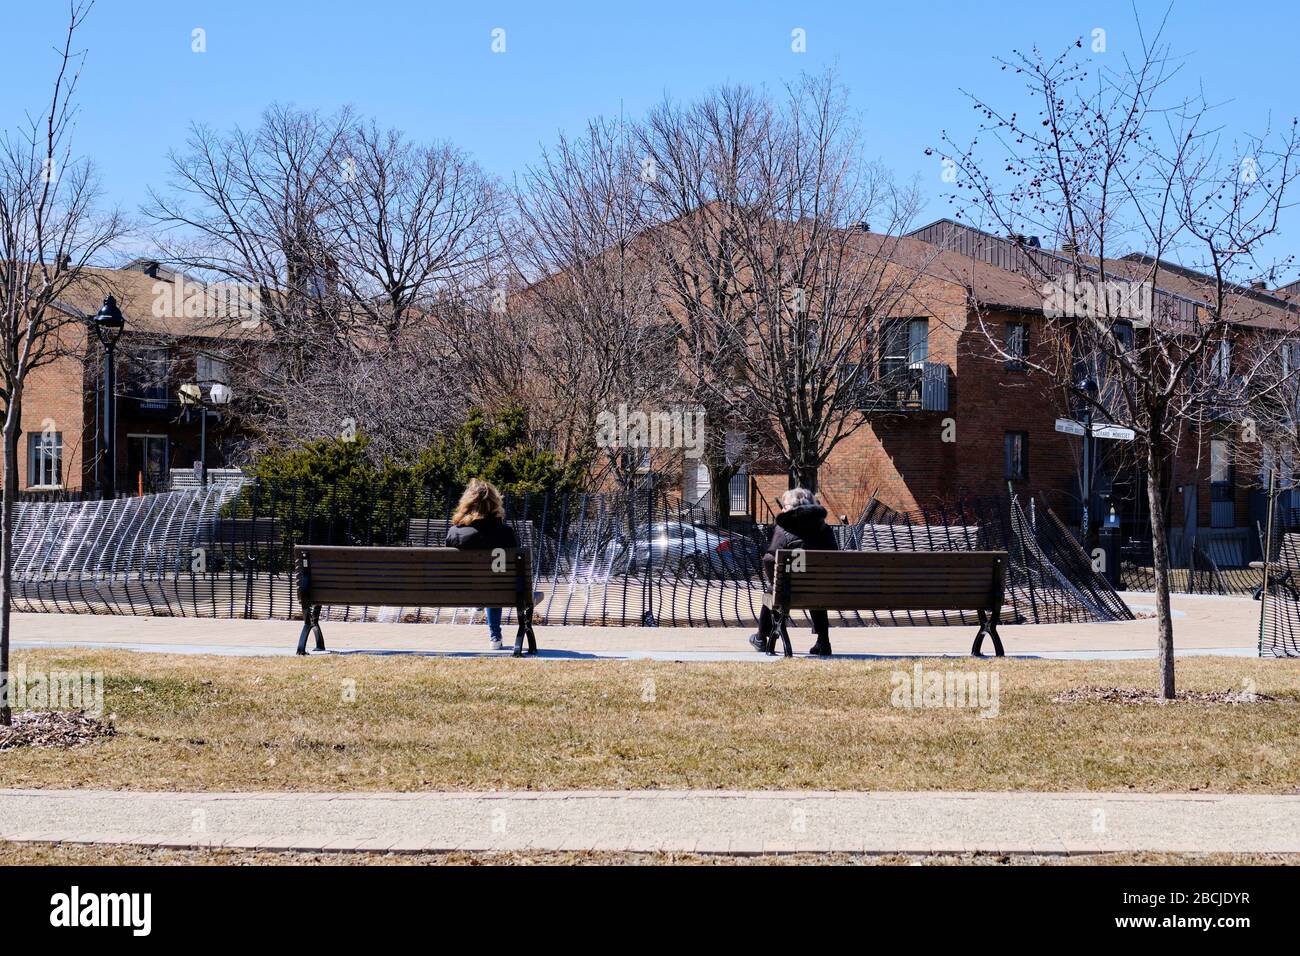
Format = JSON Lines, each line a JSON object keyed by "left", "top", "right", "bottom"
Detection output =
{"left": 1053, "top": 686, "right": 1277, "bottom": 705}
{"left": 0, "top": 712, "right": 115, "bottom": 751}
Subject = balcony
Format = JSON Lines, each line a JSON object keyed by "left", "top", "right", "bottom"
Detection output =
{"left": 844, "top": 362, "right": 950, "bottom": 413}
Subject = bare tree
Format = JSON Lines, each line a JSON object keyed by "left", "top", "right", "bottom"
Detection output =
{"left": 718, "top": 74, "right": 930, "bottom": 492}
{"left": 636, "top": 84, "right": 770, "bottom": 515}
{"left": 503, "top": 118, "right": 678, "bottom": 492}
{"left": 0, "top": 0, "right": 125, "bottom": 723}
{"left": 146, "top": 107, "right": 509, "bottom": 458}
{"left": 145, "top": 104, "right": 354, "bottom": 447}
{"left": 330, "top": 122, "right": 502, "bottom": 341}
{"left": 941, "top": 24, "right": 1300, "bottom": 697}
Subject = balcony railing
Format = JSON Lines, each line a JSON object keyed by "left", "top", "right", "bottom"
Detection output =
{"left": 846, "top": 362, "right": 950, "bottom": 413}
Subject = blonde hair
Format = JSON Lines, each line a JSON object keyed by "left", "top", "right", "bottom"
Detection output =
{"left": 452, "top": 478, "right": 505, "bottom": 526}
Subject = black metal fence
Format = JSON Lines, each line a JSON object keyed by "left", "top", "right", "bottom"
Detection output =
{"left": 9, "top": 479, "right": 1132, "bottom": 629}
{"left": 1120, "top": 533, "right": 1264, "bottom": 595}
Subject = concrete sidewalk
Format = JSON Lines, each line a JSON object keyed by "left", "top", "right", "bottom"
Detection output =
{"left": 2, "top": 789, "right": 1297, "bottom": 855}
{"left": 9, "top": 591, "right": 1263, "bottom": 660}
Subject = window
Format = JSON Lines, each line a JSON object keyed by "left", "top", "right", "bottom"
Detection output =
{"left": 880, "top": 318, "right": 928, "bottom": 377}
{"left": 1004, "top": 431, "right": 1029, "bottom": 481}
{"left": 1287, "top": 343, "right": 1300, "bottom": 377}
{"left": 1210, "top": 438, "right": 1232, "bottom": 484}
{"left": 1113, "top": 321, "right": 1134, "bottom": 352}
{"left": 132, "top": 348, "right": 173, "bottom": 406}
{"left": 195, "top": 353, "right": 229, "bottom": 387}
{"left": 1211, "top": 338, "right": 1232, "bottom": 383}
{"left": 27, "top": 431, "right": 62, "bottom": 487}
{"left": 1004, "top": 322, "right": 1028, "bottom": 370}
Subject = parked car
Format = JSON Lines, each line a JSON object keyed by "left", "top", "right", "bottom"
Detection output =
{"left": 602, "top": 521, "right": 762, "bottom": 580}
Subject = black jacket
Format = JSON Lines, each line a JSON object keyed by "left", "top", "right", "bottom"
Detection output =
{"left": 761, "top": 504, "right": 839, "bottom": 581}
{"left": 445, "top": 516, "right": 519, "bottom": 551}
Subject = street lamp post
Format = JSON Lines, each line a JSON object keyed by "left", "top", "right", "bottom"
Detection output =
{"left": 180, "top": 379, "right": 232, "bottom": 486}
{"left": 92, "top": 296, "right": 126, "bottom": 499}
{"left": 1078, "top": 376, "right": 1099, "bottom": 540}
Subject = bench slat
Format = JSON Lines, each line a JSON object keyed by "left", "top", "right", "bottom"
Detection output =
{"left": 770, "top": 549, "right": 1006, "bottom": 613}
{"left": 297, "top": 546, "right": 533, "bottom": 611}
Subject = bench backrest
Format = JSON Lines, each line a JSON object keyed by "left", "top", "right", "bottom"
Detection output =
{"left": 407, "top": 518, "right": 537, "bottom": 553}
{"left": 297, "top": 546, "right": 532, "bottom": 608}
{"left": 771, "top": 549, "right": 1006, "bottom": 611}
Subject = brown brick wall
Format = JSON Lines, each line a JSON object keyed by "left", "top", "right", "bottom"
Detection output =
{"left": 8, "top": 323, "right": 92, "bottom": 491}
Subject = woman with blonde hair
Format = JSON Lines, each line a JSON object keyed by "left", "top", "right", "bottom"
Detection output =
{"left": 446, "top": 478, "right": 519, "bottom": 650}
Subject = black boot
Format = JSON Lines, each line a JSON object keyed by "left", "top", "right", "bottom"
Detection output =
{"left": 807, "top": 641, "right": 832, "bottom": 657}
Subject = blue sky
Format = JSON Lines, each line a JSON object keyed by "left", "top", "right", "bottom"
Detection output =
{"left": 3, "top": 1, "right": 1298, "bottom": 274}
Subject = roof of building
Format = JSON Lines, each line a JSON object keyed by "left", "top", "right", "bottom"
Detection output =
{"left": 901, "top": 218, "right": 1300, "bottom": 330}
{"left": 52, "top": 263, "right": 267, "bottom": 341}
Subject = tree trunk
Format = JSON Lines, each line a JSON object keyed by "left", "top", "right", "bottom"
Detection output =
{"left": 0, "top": 417, "right": 16, "bottom": 725}
{"left": 1146, "top": 433, "right": 1176, "bottom": 700}
{"left": 792, "top": 458, "right": 819, "bottom": 492}
{"left": 701, "top": 428, "right": 737, "bottom": 521}
{"left": 707, "top": 461, "right": 736, "bottom": 522}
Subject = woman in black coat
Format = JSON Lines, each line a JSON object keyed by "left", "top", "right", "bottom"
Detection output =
{"left": 446, "top": 479, "right": 518, "bottom": 650}
{"left": 749, "top": 487, "right": 839, "bottom": 656}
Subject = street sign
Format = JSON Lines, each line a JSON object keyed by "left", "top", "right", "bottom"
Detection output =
{"left": 1055, "top": 418, "right": 1135, "bottom": 441}
{"left": 1092, "top": 425, "right": 1136, "bottom": 441}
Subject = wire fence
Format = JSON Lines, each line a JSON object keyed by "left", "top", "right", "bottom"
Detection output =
{"left": 7, "top": 478, "right": 1133, "bottom": 630}
{"left": 1120, "top": 533, "right": 1264, "bottom": 595}
{"left": 1258, "top": 505, "right": 1300, "bottom": 657}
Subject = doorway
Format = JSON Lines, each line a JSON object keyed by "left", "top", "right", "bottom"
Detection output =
{"left": 126, "top": 434, "right": 169, "bottom": 493}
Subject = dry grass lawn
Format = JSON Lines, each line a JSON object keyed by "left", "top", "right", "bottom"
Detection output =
{"left": 2, "top": 648, "right": 1297, "bottom": 793}
{"left": 1, "top": 841, "right": 1294, "bottom": 866}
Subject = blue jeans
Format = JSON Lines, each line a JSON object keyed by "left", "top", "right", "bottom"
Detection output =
{"left": 486, "top": 607, "right": 503, "bottom": 640}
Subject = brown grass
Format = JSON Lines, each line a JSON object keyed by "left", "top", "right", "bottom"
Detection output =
{"left": 2, "top": 648, "right": 1297, "bottom": 793}
{"left": 0, "top": 841, "right": 1294, "bottom": 866}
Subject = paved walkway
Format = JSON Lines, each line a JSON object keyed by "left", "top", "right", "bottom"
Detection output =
{"left": 2, "top": 789, "right": 1296, "bottom": 854}
{"left": 9, "top": 592, "right": 1263, "bottom": 660}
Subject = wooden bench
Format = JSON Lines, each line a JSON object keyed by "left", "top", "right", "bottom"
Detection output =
{"left": 294, "top": 546, "right": 538, "bottom": 657}
{"left": 765, "top": 549, "right": 1008, "bottom": 657}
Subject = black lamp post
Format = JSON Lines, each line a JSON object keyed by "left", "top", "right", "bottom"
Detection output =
{"left": 92, "top": 295, "right": 125, "bottom": 498}
{"left": 1078, "top": 376, "right": 1099, "bottom": 539}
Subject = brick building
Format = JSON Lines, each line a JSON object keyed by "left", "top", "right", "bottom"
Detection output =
{"left": 14, "top": 260, "right": 249, "bottom": 494}
{"left": 691, "top": 220, "right": 1300, "bottom": 564}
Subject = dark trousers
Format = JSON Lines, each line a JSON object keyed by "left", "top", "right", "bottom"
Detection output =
{"left": 758, "top": 605, "right": 830, "bottom": 647}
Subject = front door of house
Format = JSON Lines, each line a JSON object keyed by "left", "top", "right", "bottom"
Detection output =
{"left": 126, "top": 434, "right": 168, "bottom": 493}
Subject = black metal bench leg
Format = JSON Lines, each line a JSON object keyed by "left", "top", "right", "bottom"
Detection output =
{"left": 513, "top": 601, "right": 536, "bottom": 657}
{"left": 525, "top": 605, "right": 537, "bottom": 654}
{"left": 777, "top": 615, "right": 793, "bottom": 658}
{"left": 972, "top": 609, "right": 1005, "bottom": 658}
{"left": 987, "top": 622, "right": 1004, "bottom": 657}
{"left": 296, "top": 618, "right": 312, "bottom": 655}
{"left": 312, "top": 606, "right": 325, "bottom": 651}
{"left": 972, "top": 609, "right": 988, "bottom": 658}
